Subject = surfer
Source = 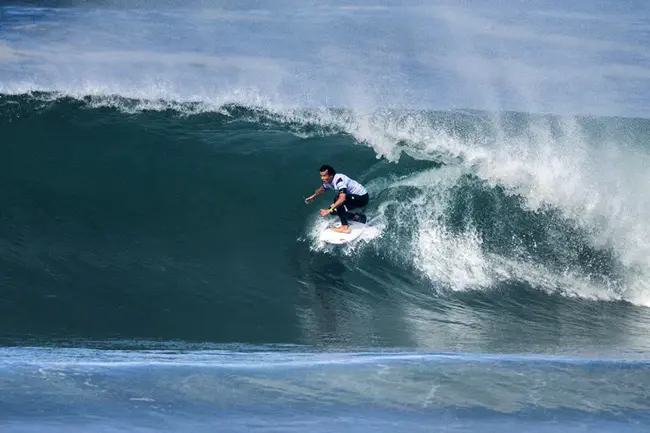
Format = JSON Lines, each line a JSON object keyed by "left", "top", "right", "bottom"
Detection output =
{"left": 304, "top": 165, "right": 369, "bottom": 233}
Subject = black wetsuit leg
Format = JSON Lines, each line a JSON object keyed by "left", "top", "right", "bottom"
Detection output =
{"left": 331, "top": 193, "right": 369, "bottom": 225}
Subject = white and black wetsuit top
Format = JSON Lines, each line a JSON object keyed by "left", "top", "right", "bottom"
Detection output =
{"left": 323, "top": 173, "right": 368, "bottom": 196}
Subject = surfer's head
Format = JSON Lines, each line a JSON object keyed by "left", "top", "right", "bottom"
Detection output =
{"left": 319, "top": 165, "right": 335, "bottom": 183}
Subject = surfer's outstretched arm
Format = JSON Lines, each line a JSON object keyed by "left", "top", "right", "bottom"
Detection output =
{"left": 305, "top": 186, "right": 326, "bottom": 203}
{"left": 319, "top": 192, "right": 346, "bottom": 217}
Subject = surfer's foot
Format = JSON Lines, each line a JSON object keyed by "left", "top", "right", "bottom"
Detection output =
{"left": 353, "top": 214, "right": 367, "bottom": 224}
{"left": 332, "top": 225, "right": 350, "bottom": 233}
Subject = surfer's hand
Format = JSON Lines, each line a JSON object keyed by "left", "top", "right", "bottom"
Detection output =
{"left": 320, "top": 209, "right": 330, "bottom": 216}
{"left": 304, "top": 196, "right": 313, "bottom": 204}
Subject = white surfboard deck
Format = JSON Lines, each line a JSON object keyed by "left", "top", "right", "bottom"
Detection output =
{"left": 318, "top": 221, "right": 368, "bottom": 245}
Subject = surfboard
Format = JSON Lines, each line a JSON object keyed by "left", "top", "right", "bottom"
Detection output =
{"left": 319, "top": 221, "right": 367, "bottom": 245}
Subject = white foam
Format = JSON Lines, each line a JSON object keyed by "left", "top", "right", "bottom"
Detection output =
{"left": 290, "top": 110, "right": 650, "bottom": 306}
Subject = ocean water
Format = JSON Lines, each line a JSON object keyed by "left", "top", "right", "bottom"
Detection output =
{"left": 1, "top": 1, "right": 650, "bottom": 432}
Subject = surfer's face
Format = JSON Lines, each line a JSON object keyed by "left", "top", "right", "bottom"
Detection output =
{"left": 320, "top": 170, "right": 333, "bottom": 184}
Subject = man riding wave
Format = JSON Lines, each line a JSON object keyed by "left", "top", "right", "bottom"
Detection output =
{"left": 305, "top": 165, "right": 369, "bottom": 233}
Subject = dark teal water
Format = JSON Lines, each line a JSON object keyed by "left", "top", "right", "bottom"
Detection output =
{"left": 1, "top": 93, "right": 650, "bottom": 432}
{"left": 2, "top": 2, "right": 650, "bottom": 431}
{"left": 2, "top": 93, "right": 650, "bottom": 350}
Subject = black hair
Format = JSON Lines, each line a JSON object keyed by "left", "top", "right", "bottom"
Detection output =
{"left": 319, "top": 164, "right": 336, "bottom": 175}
